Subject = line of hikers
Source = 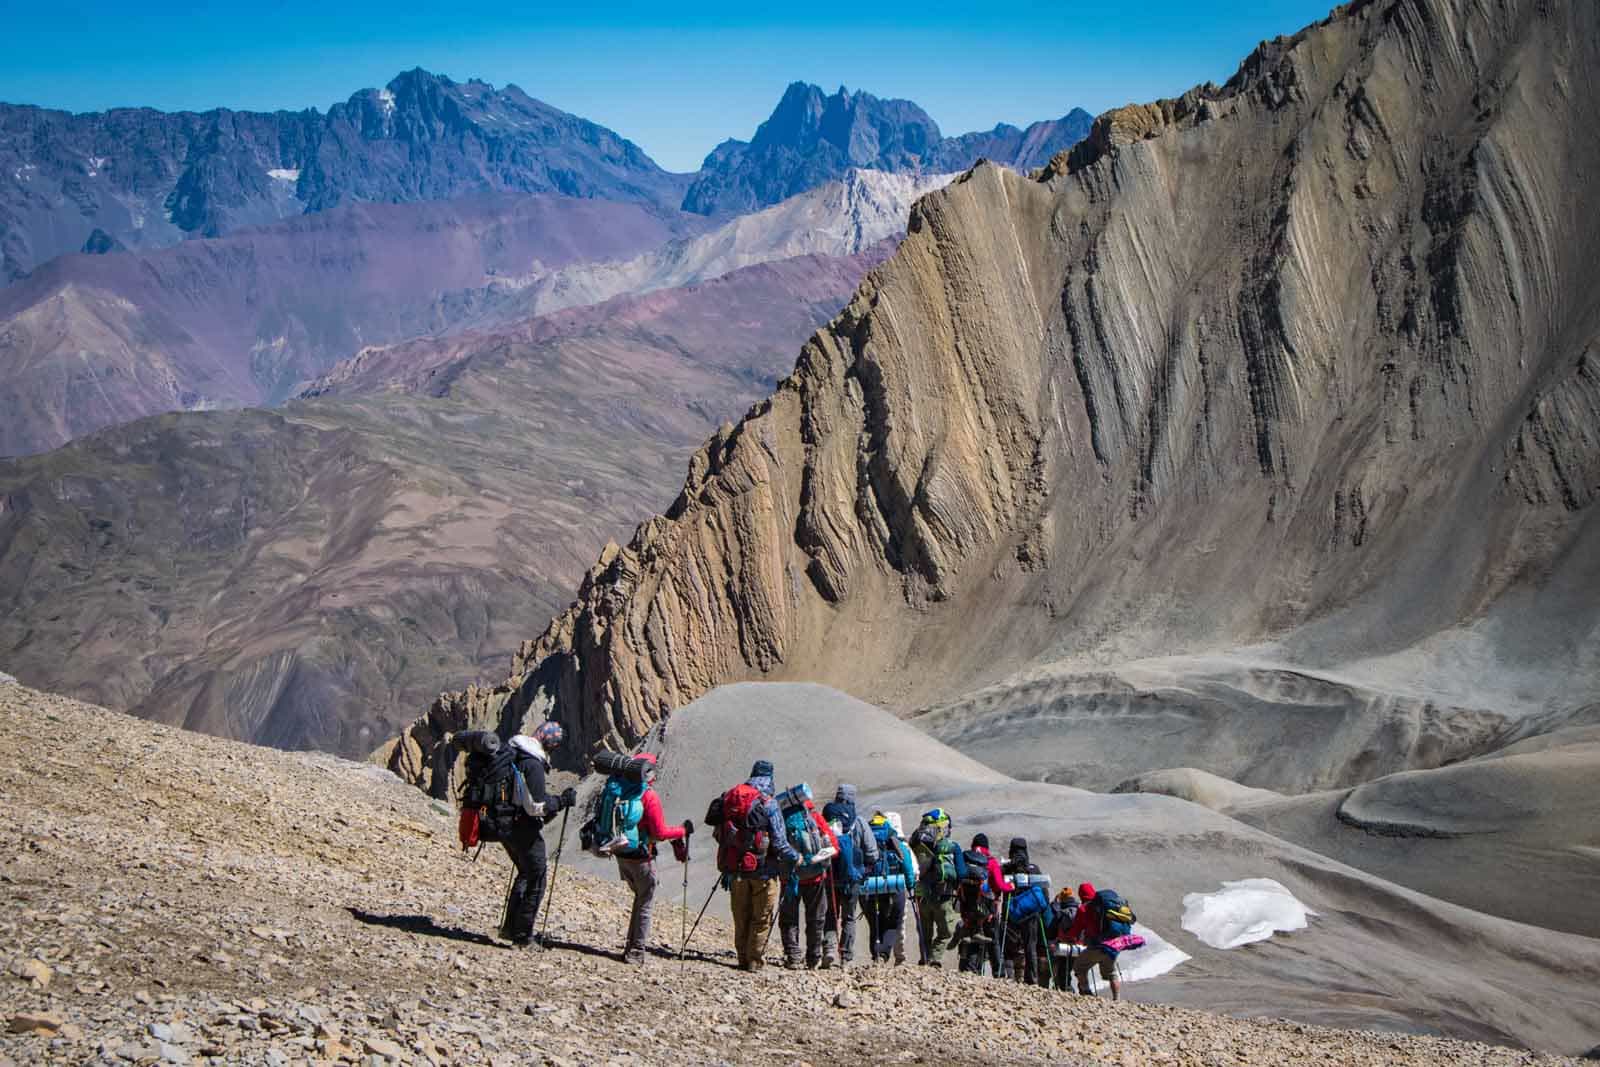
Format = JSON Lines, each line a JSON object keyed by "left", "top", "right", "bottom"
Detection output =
{"left": 453, "top": 730, "right": 1139, "bottom": 996}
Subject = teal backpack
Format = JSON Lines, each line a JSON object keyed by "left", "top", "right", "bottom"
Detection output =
{"left": 778, "top": 783, "right": 834, "bottom": 877}
{"left": 595, "top": 775, "right": 646, "bottom": 857}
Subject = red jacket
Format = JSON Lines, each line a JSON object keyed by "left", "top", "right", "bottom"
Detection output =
{"left": 1066, "top": 896, "right": 1100, "bottom": 946}
{"left": 639, "top": 788, "right": 685, "bottom": 848}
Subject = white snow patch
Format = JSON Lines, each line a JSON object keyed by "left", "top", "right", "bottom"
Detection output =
{"left": 267, "top": 168, "right": 300, "bottom": 183}
{"left": 377, "top": 88, "right": 395, "bottom": 115}
{"left": 1181, "top": 878, "right": 1314, "bottom": 949}
{"left": 86, "top": 156, "right": 109, "bottom": 178}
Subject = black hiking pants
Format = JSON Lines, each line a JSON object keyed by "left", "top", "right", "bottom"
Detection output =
{"left": 500, "top": 818, "right": 548, "bottom": 942}
{"left": 1009, "top": 917, "right": 1050, "bottom": 986}
{"left": 958, "top": 929, "right": 1001, "bottom": 976}
{"left": 864, "top": 890, "right": 905, "bottom": 962}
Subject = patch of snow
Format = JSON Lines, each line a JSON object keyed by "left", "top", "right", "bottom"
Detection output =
{"left": 377, "top": 88, "right": 395, "bottom": 116}
{"left": 267, "top": 168, "right": 300, "bottom": 183}
{"left": 86, "top": 156, "right": 109, "bottom": 178}
{"left": 1181, "top": 878, "right": 1314, "bottom": 949}
{"left": 0, "top": 672, "right": 17, "bottom": 687}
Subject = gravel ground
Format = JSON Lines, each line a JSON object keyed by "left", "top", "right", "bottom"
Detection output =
{"left": 0, "top": 682, "right": 1581, "bottom": 1066}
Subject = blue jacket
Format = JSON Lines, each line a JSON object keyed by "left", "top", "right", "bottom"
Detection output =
{"left": 747, "top": 773, "right": 798, "bottom": 878}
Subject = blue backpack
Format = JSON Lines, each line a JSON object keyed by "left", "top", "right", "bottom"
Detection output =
{"left": 1008, "top": 883, "right": 1051, "bottom": 924}
{"left": 1091, "top": 889, "right": 1136, "bottom": 940}
{"left": 594, "top": 775, "right": 646, "bottom": 856}
{"left": 861, "top": 818, "right": 908, "bottom": 895}
{"left": 829, "top": 818, "right": 865, "bottom": 890}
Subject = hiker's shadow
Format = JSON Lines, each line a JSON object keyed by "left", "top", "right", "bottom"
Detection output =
{"left": 345, "top": 908, "right": 497, "bottom": 947}
{"left": 541, "top": 937, "right": 741, "bottom": 970}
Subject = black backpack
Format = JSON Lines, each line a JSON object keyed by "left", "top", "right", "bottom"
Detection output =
{"left": 957, "top": 848, "right": 995, "bottom": 924}
{"left": 456, "top": 731, "right": 523, "bottom": 844}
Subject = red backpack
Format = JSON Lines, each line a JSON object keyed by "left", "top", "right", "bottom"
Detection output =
{"left": 713, "top": 782, "right": 771, "bottom": 874}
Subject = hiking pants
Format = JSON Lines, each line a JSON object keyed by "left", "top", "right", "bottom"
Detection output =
{"left": 616, "top": 855, "right": 657, "bottom": 955}
{"left": 823, "top": 890, "right": 861, "bottom": 962}
{"left": 1074, "top": 947, "right": 1116, "bottom": 993}
{"left": 865, "top": 890, "right": 905, "bottom": 962}
{"left": 959, "top": 934, "right": 1001, "bottom": 976}
{"left": 730, "top": 876, "right": 779, "bottom": 970}
{"left": 780, "top": 878, "right": 829, "bottom": 966}
{"left": 918, "top": 896, "right": 957, "bottom": 965}
{"left": 1008, "top": 917, "right": 1050, "bottom": 986}
{"left": 1051, "top": 952, "right": 1073, "bottom": 991}
{"left": 500, "top": 818, "right": 548, "bottom": 941}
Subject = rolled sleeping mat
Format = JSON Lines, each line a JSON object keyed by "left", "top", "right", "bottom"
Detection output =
{"left": 592, "top": 750, "right": 649, "bottom": 783}
{"left": 453, "top": 730, "right": 501, "bottom": 756}
{"left": 859, "top": 873, "right": 908, "bottom": 896}
{"left": 1013, "top": 871, "right": 1052, "bottom": 891}
{"left": 775, "top": 782, "right": 813, "bottom": 813}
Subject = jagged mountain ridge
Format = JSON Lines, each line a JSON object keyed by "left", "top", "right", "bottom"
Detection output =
{"left": 385, "top": 0, "right": 1600, "bottom": 785}
{"left": 682, "top": 81, "right": 1092, "bottom": 216}
{"left": 0, "top": 68, "right": 688, "bottom": 282}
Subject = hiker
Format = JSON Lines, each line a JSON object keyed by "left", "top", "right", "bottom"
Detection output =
{"left": 591, "top": 752, "right": 691, "bottom": 965}
{"left": 707, "top": 759, "right": 798, "bottom": 972}
{"left": 1065, "top": 882, "right": 1136, "bottom": 1000}
{"left": 861, "top": 812, "right": 918, "bottom": 963}
{"left": 1001, "top": 837, "right": 1052, "bottom": 986}
{"left": 776, "top": 784, "right": 841, "bottom": 968}
{"left": 908, "top": 808, "right": 966, "bottom": 967}
{"left": 1047, "top": 885, "right": 1081, "bottom": 991}
{"left": 499, "top": 722, "right": 576, "bottom": 948}
{"left": 819, "top": 784, "right": 879, "bottom": 967}
{"left": 884, "top": 812, "right": 916, "bottom": 965}
{"left": 954, "top": 833, "right": 1013, "bottom": 976}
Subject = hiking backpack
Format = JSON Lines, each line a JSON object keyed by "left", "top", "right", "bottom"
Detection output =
{"left": 829, "top": 818, "right": 865, "bottom": 891}
{"left": 454, "top": 731, "right": 526, "bottom": 849}
{"left": 910, "top": 827, "right": 961, "bottom": 897}
{"left": 712, "top": 782, "right": 771, "bottom": 875}
{"left": 860, "top": 818, "right": 907, "bottom": 896}
{"left": 777, "top": 784, "right": 835, "bottom": 877}
{"left": 590, "top": 775, "right": 647, "bottom": 857}
{"left": 1008, "top": 883, "right": 1052, "bottom": 925}
{"left": 1090, "top": 889, "right": 1137, "bottom": 941}
{"left": 957, "top": 848, "right": 996, "bottom": 921}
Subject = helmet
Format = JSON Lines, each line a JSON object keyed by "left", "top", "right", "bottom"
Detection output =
{"left": 532, "top": 720, "right": 565, "bottom": 749}
{"left": 920, "top": 807, "right": 951, "bottom": 828}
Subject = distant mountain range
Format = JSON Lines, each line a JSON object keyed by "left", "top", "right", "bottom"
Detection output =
{"left": 0, "top": 69, "right": 688, "bottom": 282}
{"left": 1, "top": 72, "right": 1088, "bottom": 281}
{"left": 682, "top": 82, "right": 1093, "bottom": 216}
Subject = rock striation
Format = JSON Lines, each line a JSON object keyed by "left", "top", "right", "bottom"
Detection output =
{"left": 388, "top": 0, "right": 1600, "bottom": 788}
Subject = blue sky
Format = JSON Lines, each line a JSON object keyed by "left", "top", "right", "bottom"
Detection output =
{"left": 0, "top": 1, "right": 1336, "bottom": 172}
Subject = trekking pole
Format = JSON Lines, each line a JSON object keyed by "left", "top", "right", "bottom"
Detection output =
{"left": 679, "top": 880, "right": 721, "bottom": 961}
{"left": 680, "top": 844, "right": 691, "bottom": 971}
{"left": 539, "top": 807, "right": 571, "bottom": 941}
{"left": 996, "top": 894, "right": 1008, "bottom": 978}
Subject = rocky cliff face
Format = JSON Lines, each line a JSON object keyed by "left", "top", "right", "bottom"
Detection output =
{"left": 681, "top": 83, "right": 1090, "bottom": 217}
{"left": 0, "top": 69, "right": 686, "bottom": 282}
{"left": 387, "top": 0, "right": 1600, "bottom": 788}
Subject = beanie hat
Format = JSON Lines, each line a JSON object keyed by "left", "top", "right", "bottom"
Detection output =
{"left": 1079, "top": 882, "right": 1096, "bottom": 901}
{"left": 972, "top": 832, "right": 990, "bottom": 849}
{"left": 751, "top": 759, "right": 774, "bottom": 779}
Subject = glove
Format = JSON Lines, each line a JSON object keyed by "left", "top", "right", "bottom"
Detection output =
{"left": 671, "top": 838, "right": 690, "bottom": 863}
{"left": 560, "top": 787, "right": 577, "bottom": 809}
{"left": 681, "top": 818, "right": 695, "bottom": 837}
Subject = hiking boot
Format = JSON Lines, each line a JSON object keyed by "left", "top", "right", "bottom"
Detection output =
{"left": 783, "top": 958, "right": 802, "bottom": 971}
{"left": 623, "top": 949, "right": 646, "bottom": 966}
{"left": 818, "top": 956, "right": 834, "bottom": 970}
